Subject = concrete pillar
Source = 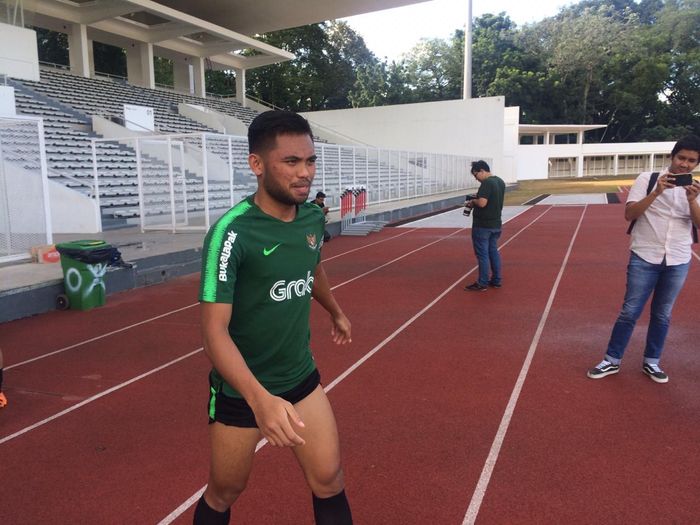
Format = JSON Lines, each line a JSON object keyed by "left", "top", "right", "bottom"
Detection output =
{"left": 68, "top": 23, "right": 91, "bottom": 77}
{"left": 614, "top": 155, "right": 619, "bottom": 176}
{"left": 126, "top": 42, "right": 155, "bottom": 89}
{"left": 192, "top": 57, "right": 206, "bottom": 98}
{"left": 173, "top": 59, "right": 192, "bottom": 94}
{"left": 234, "top": 68, "right": 246, "bottom": 106}
{"left": 578, "top": 154, "right": 584, "bottom": 178}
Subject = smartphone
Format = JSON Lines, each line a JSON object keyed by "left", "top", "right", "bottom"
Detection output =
{"left": 669, "top": 173, "right": 694, "bottom": 186}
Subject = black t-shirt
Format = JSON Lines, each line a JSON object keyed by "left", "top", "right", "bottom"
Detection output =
{"left": 473, "top": 175, "right": 505, "bottom": 228}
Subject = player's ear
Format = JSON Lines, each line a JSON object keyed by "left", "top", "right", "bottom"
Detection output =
{"left": 248, "top": 153, "right": 264, "bottom": 176}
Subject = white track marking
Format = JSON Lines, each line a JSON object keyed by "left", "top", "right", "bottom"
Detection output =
{"left": 461, "top": 205, "right": 588, "bottom": 525}
{"left": 157, "top": 207, "right": 554, "bottom": 525}
{"left": 9, "top": 210, "right": 532, "bottom": 370}
{"left": 323, "top": 228, "right": 418, "bottom": 261}
{"left": 6, "top": 304, "right": 198, "bottom": 370}
{"left": 6, "top": 230, "right": 422, "bottom": 370}
{"left": 0, "top": 348, "right": 203, "bottom": 445}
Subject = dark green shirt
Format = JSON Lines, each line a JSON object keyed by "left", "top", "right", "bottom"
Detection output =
{"left": 473, "top": 175, "right": 505, "bottom": 229}
{"left": 199, "top": 195, "right": 325, "bottom": 397}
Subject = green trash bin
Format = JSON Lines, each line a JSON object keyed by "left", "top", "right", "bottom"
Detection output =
{"left": 55, "top": 240, "right": 115, "bottom": 311}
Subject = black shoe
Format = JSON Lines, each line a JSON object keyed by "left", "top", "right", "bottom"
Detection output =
{"left": 642, "top": 363, "right": 668, "bottom": 383}
{"left": 488, "top": 281, "right": 502, "bottom": 288}
{"left": 587, "top": 359, "right": 620, "bottom": 379}
{"left": 464, "top": 282, "right": 487, "bottom": 292}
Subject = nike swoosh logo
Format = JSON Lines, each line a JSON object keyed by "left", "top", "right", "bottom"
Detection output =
{"left": 263, "top": 243, "right": 281, "bottom": 256}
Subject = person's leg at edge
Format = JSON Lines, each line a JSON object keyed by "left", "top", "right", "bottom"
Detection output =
{"left": 471, "top": 227, "right": 490, "bottom": 286}
{"left": 291, "top": 385, "right": 352, "bottom": 525}
{"left": 0, "top": 348, "right": 6, "bottom": 408}
{"left": 193, "top": 423, "right": 261, "bottom": 525}
{"left": 643, "top": 260, "right": 689, "bottom": 365}
{"left": 604, "top": 252, "right": 661, "bottom": 365}
{"left": 488, "top": 229, "right": 502, "bottom": 285}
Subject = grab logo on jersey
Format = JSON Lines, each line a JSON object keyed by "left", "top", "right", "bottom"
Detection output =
{"left": 218, "top": 230, "right": 238, "bottom": 282}
{"left": 269, "top": 271, "right": 314, "bottom": 302}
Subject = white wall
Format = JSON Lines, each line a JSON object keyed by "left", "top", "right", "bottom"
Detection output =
{"left": 301, "top": 96, "right": 513, "bottom": 183}
{"left": 0, "top": 24, "right": 40, "bottom": 81}
{"left": 516, "top": 141, "right": 677, "bottom": 180}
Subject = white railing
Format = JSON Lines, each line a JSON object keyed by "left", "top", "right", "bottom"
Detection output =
{"left": 91, "top": 132, "right": 484, "bottom": 233}
{"left": 0, "top": 115, "right": 52, "bottom": 263}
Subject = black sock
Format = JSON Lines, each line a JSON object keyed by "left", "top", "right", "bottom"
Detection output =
{"left": 193, "top": 495, "right": 230, "bottom": 525}
{"left": 312, "top": 490, "right": 353, "bottom": 525}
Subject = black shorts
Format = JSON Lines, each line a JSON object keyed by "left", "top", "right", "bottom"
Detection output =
{"left": 208, "top": 369, "right": 321, "bottom": 428}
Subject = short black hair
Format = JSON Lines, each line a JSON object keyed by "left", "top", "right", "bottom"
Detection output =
{"left": 315, "top": 191, "right": 326, "bottom": 199}
{"left": 471, "top": 160, "right": 490, "bottom": 174}
{"left": 248, "top": 110, "right": 313, "bottom": 154}
{"left": 671, "top": 135, "right": 700, "bottom": 158}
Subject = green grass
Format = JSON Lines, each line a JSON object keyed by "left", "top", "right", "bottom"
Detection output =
{"left": 505, "top": 176, "right": 635, "bottom": 206}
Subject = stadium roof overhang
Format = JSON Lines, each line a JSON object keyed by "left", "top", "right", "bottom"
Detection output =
{"left": 152, "top": 0, "right": 431, "bottom": 36}
{"left": 27, "top": 0, "right": 298, "bottom": 70}
{"left": 25, "top": 0, "right": 428, "bottom": 70}
{"left": 519, "top": 124, "right": 607, "bottom": 134}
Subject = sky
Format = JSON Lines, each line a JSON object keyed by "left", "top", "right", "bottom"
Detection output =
{"left": 341, "top": 0, "right": 578, "bottom": 61}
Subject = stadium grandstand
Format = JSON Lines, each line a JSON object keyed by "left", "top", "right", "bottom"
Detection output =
{"left": 0, "top": 0, "right": 694, "bottom": 321}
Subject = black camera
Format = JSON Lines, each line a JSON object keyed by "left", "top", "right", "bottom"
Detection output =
{"left": 463, "top": 194, "right": 478, "bottom": 217}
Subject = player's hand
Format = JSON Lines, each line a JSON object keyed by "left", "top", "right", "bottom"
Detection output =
{"left": 330, "top": 312, "right": 352, "bottom": 345}
{"left": 654, "top": 173, "right": 675, "bottom": 195}
{"left": 252, "top": 394, "right": 306, "bottom": 447}
{"left": 684, "top": 180, "right": 700, "bottom": 201}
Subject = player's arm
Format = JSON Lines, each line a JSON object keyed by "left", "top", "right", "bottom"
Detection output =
{"left": 625, "top": 173, "right": 674, "bottom": 222}
{"left": 311, "top": 263, "right": 352, "bottom": 345}
{"left": 200, "top": 302, "right": 306, "bottom": 446}
{"left": 685, "top": 180, "right": 700, "bottom": 228}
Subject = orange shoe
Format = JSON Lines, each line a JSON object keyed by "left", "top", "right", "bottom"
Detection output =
{"left": 0, "top": 392, "right": 7, "bottom": 408}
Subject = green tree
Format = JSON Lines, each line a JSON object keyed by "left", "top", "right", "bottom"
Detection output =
{"left": 245, "top": 21, "right": 379, "bottom": 111}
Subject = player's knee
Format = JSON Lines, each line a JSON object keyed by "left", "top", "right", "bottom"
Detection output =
{"left": 309, "top": 467, "right": 345, "bottom": 498}
{"left": 206, "top": 479, "right": 248, "bottom": 509}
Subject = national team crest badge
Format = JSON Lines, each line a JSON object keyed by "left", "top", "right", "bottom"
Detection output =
{"left": 306, "top": 233, "right": 318, "bottom": 250}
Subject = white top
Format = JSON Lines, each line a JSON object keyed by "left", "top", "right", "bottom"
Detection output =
{"left": 627, "top": 170, "right": 698, "bottom": 265}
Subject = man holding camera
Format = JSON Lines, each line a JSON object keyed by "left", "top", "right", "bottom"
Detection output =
{"left": 588, "top": 135, "right": 700, "bottom": 383}
{"left": 464, "top": 160, "right": 506, "bottom": 292}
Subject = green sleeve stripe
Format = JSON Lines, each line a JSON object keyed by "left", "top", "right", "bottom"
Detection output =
{"left": 201, "top": 200, "right": 252, "bottom": 302}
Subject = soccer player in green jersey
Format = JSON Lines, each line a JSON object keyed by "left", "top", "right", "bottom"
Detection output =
{"left": 195, "top": 111, "right": 353, "bottom": 525}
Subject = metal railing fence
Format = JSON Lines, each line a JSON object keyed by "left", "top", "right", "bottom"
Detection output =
{"left": 0, "top": 115, "right": 52, "bottom": 263}
{"left": 91, "top": 132, "right": 484, "bottom": 232}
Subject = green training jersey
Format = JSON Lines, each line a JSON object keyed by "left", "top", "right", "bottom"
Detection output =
{"left": 199, "top": 194, "right": 326, "bottom": 398}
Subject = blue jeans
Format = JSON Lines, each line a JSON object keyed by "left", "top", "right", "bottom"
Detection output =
{"left": 605, "top": 252, "right": 689, "bottom": 365}
{"left": 472, "top": 227, "right": 502, "bottom": 286}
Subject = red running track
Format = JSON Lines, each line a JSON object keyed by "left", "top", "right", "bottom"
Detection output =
{"left": 1, "top": 203, "right": 699, "bottom": 524}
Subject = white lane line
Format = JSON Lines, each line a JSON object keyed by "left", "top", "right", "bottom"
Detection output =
{"left": 323, "top": 228, "right": 419, "bottom": 261}
{"left": 461, "top": 205, "right": 588, "bottom": 525}
{"left": 0, "top": 348, "right": 203, "bottom": 445}
{"left": 10, "top": 209, "right": 529, "bottom": 371}
{"left": 6, "top": 229, "right": 421, "bottom": 370}
{"left": 6, "top": 304, "right": 198, "bottom": 370}
{"left": 2, "top": 226, "right": 472, "bottom": 445}
{"left": 157, "top": 206, "right": 554, "bottom": 525}
{"left": 332, "top": 228, "right": 465, "bottom": 289}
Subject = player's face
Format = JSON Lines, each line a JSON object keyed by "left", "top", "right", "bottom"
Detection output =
{"left": 252, "top": 133, "right": 317, "bottom": 206}
{"left": 669, "top": 149, "right": 699, "bottom": 174}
